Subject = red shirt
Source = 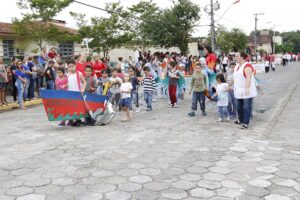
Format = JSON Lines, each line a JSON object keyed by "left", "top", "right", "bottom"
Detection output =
{"left": 206, "top": 53, "right": 217, "bottom": 71}
{"left": 48, "top": 51, "right": 57, "bottom": 59}
{"left": 92, "top": 61, "right": 107, "bottom": 78}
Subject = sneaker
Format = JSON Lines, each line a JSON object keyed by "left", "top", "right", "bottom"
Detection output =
{"left": 202, "top": 111, "right": 207, "bottom": 116}
{"left": 174, "top": 103, "right": 178, "bottom": 108}
{"left": 152, "top": 99, "right": 157, "bottom": 102}
{"left": 135, "top": 107, "right": 140, "bottom": 113}
{"left": 241, "top": 124, "right": 248, "bottom": 129}
{"left": 188, "top": 111, "right": 196, "bottom": 117}
{"left": 225, "top": 117, "right": 230, "bottom": 122}
{"left": 57, "top": 121, "right": 66, "bottom": 127}
{"left": 146, "top": 108, "right": 152, "bottom": 111}
{"left": 234, "top": 120, "right": 242, "bottom": 125}
{"left": 217, "top": 118, "right": 223, "bottom": 122}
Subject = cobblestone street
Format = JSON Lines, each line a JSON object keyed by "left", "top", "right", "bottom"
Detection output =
{"left": 1, "top": 63, "right": 300, "bottom": 200}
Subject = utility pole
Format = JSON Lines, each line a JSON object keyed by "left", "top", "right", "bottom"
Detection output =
{"left": 253, "top": 13, "right": 264, "bottom": 61}
{"left": 210, "top": 0, "right": 216, "bottom": 52}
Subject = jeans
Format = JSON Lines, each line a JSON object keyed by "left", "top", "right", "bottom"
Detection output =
{"left": 28, "top": 77, "right": 35, "bottom": 99}
{"left": 169, "top": 85, "right": 177, "bottom": 105}
{"left": 12, "top": 79, "right": 17, "bottom": 101}
{"left": 236, "top": 98, "right": 253, "bottom": 125}
{"left": 218, "top": 106, "right": 229, "bottom": 119}
{"left": 23, "top": 78, "right": 30, "bottom": 99}
{"left": 35, "top": 76, "right": 41, "bottom": 96}
{"left": 46, "top": 80, "right": 55, "bottom": 89}
{"left": 130, "top": 90, "right": 139, "bottom": 110}
{"left": 191, "top": 91, "right": 205, "bottom": 111}
{"left": 227, "top": 90, "right": 237, "bottom": 117}
{"left": 144, "top": 92, "right": 153, "bottom": 110}
{"left": 15, "top": 79, "right": 24, "bottom": 107}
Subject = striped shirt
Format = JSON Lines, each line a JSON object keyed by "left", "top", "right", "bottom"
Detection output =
{"left": 143, "top": 75, "right": 156, "bottom": 93}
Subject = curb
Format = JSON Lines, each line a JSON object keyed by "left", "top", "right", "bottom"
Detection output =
{"left": 0, "top": 99, "right": 42, "bottom": 112}
{"left": 262, "top": 81, "right": 300, "bottom": 139}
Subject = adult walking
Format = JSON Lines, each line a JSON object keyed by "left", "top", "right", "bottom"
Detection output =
{"left": 234, "top": 52, "right": 257, "bottom": 129}
{"left": 15, "top": 61, "right": 27, "bottom": 109}
{"left": 0, "top": 58, "right": 8, "bottom": 106}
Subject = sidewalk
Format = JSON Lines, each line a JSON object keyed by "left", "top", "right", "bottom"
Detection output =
{"left": 0, "top": 98, "right": 42, "bottom": 112}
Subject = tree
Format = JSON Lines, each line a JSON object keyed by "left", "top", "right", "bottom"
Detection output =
{"left": 216, "top": 27, "right": 233, "bottom": 54}
{"left": 74, "top": 3, "right": 133, "bottom": 57}
{"left": 13, "top": 0, "right": 78, "bottom": 52}
{"left": 125, "top": 1, "right": 160, "bottom": 51}
{"left": 216, "top": 28, "right": 246, "bottom": 53}
{"left": 142, "top": 0, "right": 201, "bottom": 55}
{"left": 281, "top": 31, "right": 300, "bottom": 53}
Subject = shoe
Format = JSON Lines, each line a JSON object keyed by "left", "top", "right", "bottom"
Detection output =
{"left": 170, "top": 104, "right": 174, "bottom": 108}
{"left": 67, "top": 121, "right": 73, "bottom": 126}
{"left": 135, "top": 108, "right": 140, "bottom": 113}
{"left": 202, "top": 111, "right": 207, "bottom": 116}
{"left": 225, "top": 117, "right": 230, "bottom": 122}
{"left": 241, "top": 124, "right": 248, "bottom": 129}
{"left": 234, "top": 120, "right": 242, "bottom": 125}
{"left": 57, "top": 121, "right": 66, "bottom": 127}
{"left": 174, "top": 103, "right": 178, "bottom": 108}
{"left": 146, "top": 108, "right": 151, "bottom": 111}
{"left": 188, "top": 111, "right": 196, "bottom": 117}
{"left": 217, "top": 118, "right": 223, "bottom": 122}
{"left": 152, "top": 99, "right": 157, "bottom": 102}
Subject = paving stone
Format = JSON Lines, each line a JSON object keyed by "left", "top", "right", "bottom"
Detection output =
{"left": 143, "top": 181, "right": 170, "bottom": 191}
{"left": 245, "top": 186, "right": 270, "bottom": 197}
{"left": 16, "top": 194, "right": 46, "bottom": 200}
{"left": 217, "top": 188, "right": 242, "bottom": 198}
{"left": 221, "top": 156, "right": 241, "bottom": 162}
{"left": 34, "top": 185, "right": 62, "bottom": 195}
{"left": 171, "top": 180, "right": 196, "bottom": 190}
{"left": 161, "top": 188, "right": 188, "bottom": 200}
{"left": 129, "top": 175, "right": 152, "bottom": 184}
{"left": 256, "top": 166, "right": 279, "bottom": 173}
{"left": 194, "top": 161, "right": 214, "bottom": 167}
{"left": 227, "top": 173, "right": 251, "bottom": 182}
{"left": 237, "top": 195, "right": 261, "bottom": 200}
{"left": 179, "top": 173, "right": 202, "bottom": 181}
{"left": 197, "top": 180, "right": 222, "bottom": 190}
{"left": 276, "top": 179, "right": 298, "bottom": 187}
{"left": 203, "top": 173, "right": 226, "bottom": 181}
{"left": 230, "top": 146, "right": 248, "bottom": 152}
{"left": 5, "top": 186, "right": 33, "bottom": 196}
{"left": 294, "top": 184, "right": 300, "bottom": 192}
{"left": 41, "top": 172, "right": 65, "bottom": 179}
{"left": 24, "top": 178, "right": 51, "bottom": 187}
{"left": 249, "top": 179, "right": 272, "bottom": 188}
{"left": 89, "top": 183, "right": 116, "bottom": 193}
{"left": 209, "top": 166, "right": 231, "bottom": 175}
{"left": 46, "top": 192, "right": 75, "bottom": 200}
{"left": 189, "top": 188, "right": 215, "bottom": 198}
{"left": 134, "top": 190, "right": 159, "bottom": 200}
{"left": 215, "top": 161, "right": 232, "bottom": 167}
{"left": 154, "top": 173, "right": 177, "bottom": 183}
{"left": 208, "top": 197, "right": 232, "bottom": 200}
{"left": 11, "top": 168, "right": 33, "bottom": 176}
{"left": 116, "top": 169, "right": 139, "bottom": 177}
{"left": 105, "top": 191, "right": 131, "bottom": 200}
{"left": 275, "top": 170, "right": 299, "bottom": 179}
{"left": 103, "top": 176, "right": 127, "bottom": 184}
{"left": 268, "top": 185, "right": 298, "bottom": 196}
{"left": 221, "top": 180, "right": 243, "bottom": 189}
{"left": 64, "top": 184, "right": 87, "bottom": 194}
{"left": 91, "top": 170, "right": 114, "bottom": 178}
{"left": 75, "top": 192, "right": 103, "bottom": 200}
{"left": 139, "top": 168, "right": 161, "bottom": 176}
{"left": 118, "top": 183, "right": 142, "bottom": 192}
{"left": 265, "top": 194, "right": 291, "bottom": 200}
{"left": 186, "top": 166, "right": 208, "bottom": 174}
{"left": 52, "top": 177, "right": 77, "bottom": 186}
{"left": 128, "top": 163, "right": 146, "bottom": 169}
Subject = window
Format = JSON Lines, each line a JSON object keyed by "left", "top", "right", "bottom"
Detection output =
{"left": 58, "top": 42, "right": 74, "bottom": 58}
{"left": 3, "top": 40, "right": 14, "bottom": 58}
{"left": 259, "top": 43, "right": 263, "bottom": 46}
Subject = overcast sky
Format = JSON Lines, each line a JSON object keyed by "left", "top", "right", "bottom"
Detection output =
{"left": 0, "top": 0, "right": 299, "bottom": 37}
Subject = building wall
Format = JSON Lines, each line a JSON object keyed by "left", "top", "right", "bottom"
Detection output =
{"left": 0, "top": 39, "right": 3, "bottom": 57}
{"left": 258, "top": 43, "right": 272, "bottom": 53}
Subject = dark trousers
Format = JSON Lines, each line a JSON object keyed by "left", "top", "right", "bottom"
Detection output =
{"left": 191, "top": 91, "right": 205, "bottom": 111}
{"left": 28, "top": 77, "right": 35, "bottom": 99}
{"left": 265, "top": 66, "right": 270, "bottom": 73}
{"left": 169, "top": 85, "right": 177, "bottom": 105}
{"left": 12, "top": 79, "right": 17, "bottom": 101}
{"left": 236, "top": 98, "right": 253, "bottom": 125}
{"left": 222, "top": 64, "right": 227, "bottom": 72}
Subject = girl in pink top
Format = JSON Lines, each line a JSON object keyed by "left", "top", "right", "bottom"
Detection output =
{"left": 55, "top": 67, "right": 68, "bottom": 126}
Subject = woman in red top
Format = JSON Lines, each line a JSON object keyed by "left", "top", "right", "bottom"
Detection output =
{"left": 76, "top": 53, "right": 87, "bottom": 75}
{"left": 92, "top": 53, "right": 107, "bottom": 79}
{"left": 204, "top": 45, "right": 217, "bottom": 72}
{"left": 48, "top": 47, "right": 57, "bottom": 59}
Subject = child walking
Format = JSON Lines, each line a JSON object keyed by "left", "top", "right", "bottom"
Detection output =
{"left": 143, "top": 67, "right": 156, "bottom": 111}
{"left": 55, "top": 67, "right": 68, "bottom": 126}
{"left": 128, "top": 67, "right": 140, "bottom": 112}
{"left": 188, "top": 63, "right": 207, "bottom": 117}
{"left": 109, "top": 68, "right": 123, "bottom": 110}
{"left": 66, "top": 59, "right": 86, "bottom": 126}
{"left": 120, "top": 74, "right": 133, "bottom": 121}
{"left": 84, "top": 65, "right": 98, "bottom": 126}
{"left": 212, "top": 74, "right": 230, "bottom": 122}
{"left": 167, "top": 61, "right": 180, "bottom": 107}
{"left": 226, "top": 62, "right": 237, "bottom": 118}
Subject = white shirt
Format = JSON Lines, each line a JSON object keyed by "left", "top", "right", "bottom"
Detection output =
{"left": 222, "top": 56, "right": 229, "bottom": 65}
{"left": 110, "top": 77, "right": 122, "bottom": 94}
{"left": 234, "top": 62, "right": 257, "bottom": 99}
{"left": 120, "top": 82, "right": 133, "bottom": 99}
{"left": 217, "top": 83, "right": 229, "bottom": 106}
{"left": 67, "top": 72, "right": 82, "bottom": 92}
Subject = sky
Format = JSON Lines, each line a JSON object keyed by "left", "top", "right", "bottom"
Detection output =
{"left": 0, "top": 0, "right": 299, "bottom": 37}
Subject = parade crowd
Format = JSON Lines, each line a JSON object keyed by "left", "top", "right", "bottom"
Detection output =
{"left": 0, "top": 46, "right": 300, "bottom": 129}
